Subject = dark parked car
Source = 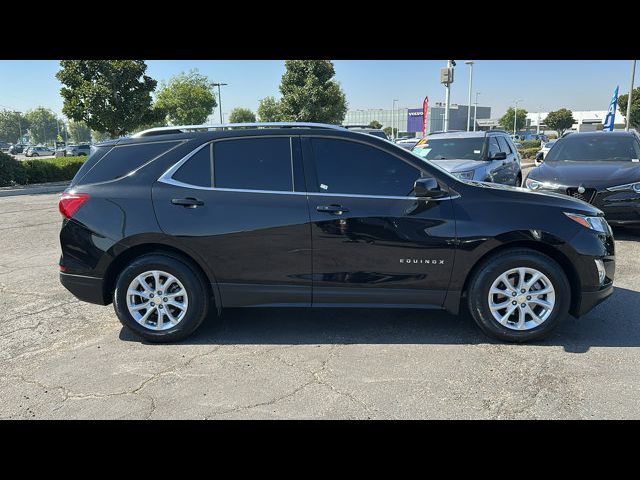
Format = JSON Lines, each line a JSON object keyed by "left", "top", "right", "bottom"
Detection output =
{"left": 66, "top": 144, "right": 91, "bottom": 156}
{"left": 412, "top": 130, "right": 523, "bottom": 186}
{"left": 526, "top": 131, "right": 640, "bottom": 228}
{"left": 0, "top": 141, "right": 10, "bottom": 152}
{"left": 8, "top": 144, "right": 26, "bottom": 154}
{"left": 58, "top": 122, "right": 615, "bottom": 343}
{"left": 343, "top": 126, "right": 389, "bottom": 140}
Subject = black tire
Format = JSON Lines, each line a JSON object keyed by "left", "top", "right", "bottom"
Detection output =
{"left": 515, "top": 173, "right": 522, "bottom": 187}
{"left": 113, "top": 253, "right": 210, "bottom": 342}
{"left": 467, "top": 248, "right": 570, "bottom": 343}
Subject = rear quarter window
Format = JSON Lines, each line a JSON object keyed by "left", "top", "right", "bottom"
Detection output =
{"left": 75, "top": 140, "right": 182, "bottom": 185}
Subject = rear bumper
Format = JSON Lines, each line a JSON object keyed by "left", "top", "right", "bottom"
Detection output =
{"left": 60, "top": 272, "right": 109, "bottom": 305}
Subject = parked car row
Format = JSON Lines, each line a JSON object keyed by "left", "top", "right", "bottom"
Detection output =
{"left": 2, "top": 143, "right": 93, "bottom": 157}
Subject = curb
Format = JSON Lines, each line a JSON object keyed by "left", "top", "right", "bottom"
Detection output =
{"left": 0, "top": 181, "right": 69, "bottom": 197}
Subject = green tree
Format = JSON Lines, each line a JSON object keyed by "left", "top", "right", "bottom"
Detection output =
{"left": 544, "top": 108, "right": 575, "bottom": 137}
{"left": 91, "top": 130, "right": 111, "bottom": 143}
{"left": 257, "top": 96, "right": 283, "bottom": 122}
{"left": 277, "top": 60, "right": 347, "bottom": 124}
{"left": 0, "top": 110, "right": 29, "bottom": 143}
{"left": 383, "top": 126, "right": 398, "bottom": 138}
{"left": 68, "top": 120, "right": 92, "bottom": 143}
{"left": 228, "top": 108, "right": 256, "bottom": 123}
{"left": 618, "top": 87, "right": 640, "bottom": 130}
{"left": 499, "top": 107, "right": 528, "bottom": 132}
{"left": 154, "top": 69, "right": 217, "bottom": 126}
{"left": 56, "top": 60, "right": 163, "bottom": 139}
{"left": 368, "top": 120, "right": 382, "bottom": 129}
{"left": 25, "top": 108, "right": 59, "bottom": 145}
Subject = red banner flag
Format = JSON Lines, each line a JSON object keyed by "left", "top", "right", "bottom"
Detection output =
{"left": 422, "top": 96, "right": 429, "bottom": 136}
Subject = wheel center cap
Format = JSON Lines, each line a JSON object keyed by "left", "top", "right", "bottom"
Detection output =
{"left": 516, "top": 295, "right": 527, "bottom": 304}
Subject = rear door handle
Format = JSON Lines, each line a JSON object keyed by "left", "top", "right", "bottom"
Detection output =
{"left": 171, "top": 197, "right": 204, "bottom": 208}
{"left": 317, "top": 204, "right": 349, "bottom": 215}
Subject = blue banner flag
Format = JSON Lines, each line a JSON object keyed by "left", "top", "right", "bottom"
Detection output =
{"left": 603, "top": 86, "right": 619, "bottom": 131}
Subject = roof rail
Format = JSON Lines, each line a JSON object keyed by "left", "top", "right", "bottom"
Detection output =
{"left": 131, "top": 122, "right": 347, "bottom": 138}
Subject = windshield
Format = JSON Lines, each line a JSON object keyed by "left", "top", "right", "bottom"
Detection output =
{"left": 411, "top": 137, "right": 485, "bottom": 161}
{"left": 545, "top": 135, "right": 640, "bottom": 162}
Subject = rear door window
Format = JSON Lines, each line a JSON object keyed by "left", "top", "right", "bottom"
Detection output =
{"left": 172, "top": 145, "right": 212, "bottom": 188}
{"left": 213, "top": 137, "right": 293, "bottom": 192}
{"left": 77, "top": 140, "right": 182, "bottom": 185}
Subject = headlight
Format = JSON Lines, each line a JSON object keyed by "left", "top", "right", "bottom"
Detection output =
{"left": 606, "top": 182, "right": 640, "bottom": 193}
{"left": 525, "top": 178, "right": 543, "bottom": 190}
{"left": 452, "top": 170, "right": 475, "bottom": 180}
{"left": 564, "top": 212, "right": 611, "bottom": 234}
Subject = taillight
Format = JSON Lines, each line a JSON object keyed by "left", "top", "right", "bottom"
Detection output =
{"left": 59, "top": 193, "right": 90, "bottom": 219}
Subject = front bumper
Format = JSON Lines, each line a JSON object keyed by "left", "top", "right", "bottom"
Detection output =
{"left": 575, "top": 281, "right": 614, "bottom": 316}
{"left": 60, "top": 272, "right": 109, "bottom": 305}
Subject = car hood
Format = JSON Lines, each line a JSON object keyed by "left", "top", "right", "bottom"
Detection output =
{"left": 460, "top": 179, "right": 602, "bottom": 216}
{"left": 429, "top": 158, "right": 486, "bottom": 173}
{"left": 529, "top": 160, "right": 640, "bottom": 188}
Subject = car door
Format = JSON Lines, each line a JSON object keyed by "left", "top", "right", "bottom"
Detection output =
{"left": 302, "top": 135, "right": 457, "bottom": 307}
{"left": 497, "top": 135, "right": 520, "bottom": 185}
{"left": 152, "top": 135, "right": 313, "bottom": 307}
{"left": 486, "top": 136, "right": 510, "bottom": 184}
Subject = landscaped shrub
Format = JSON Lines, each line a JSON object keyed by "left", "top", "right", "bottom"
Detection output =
{"left": 520, "top": 140, "right": 541, "bottom": 149}
{"left": 519, "top": 147, "right": 540, "bottom": 159}
{"left": 0, "top": 152, "right": 28, "bottom": 187}
{"left": 0, "top": 154, "right": 86, "bottom": 187}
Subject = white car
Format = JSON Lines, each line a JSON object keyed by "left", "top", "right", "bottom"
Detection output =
{"left": 25, "top": 146, "right": 55, "bottom": 157}
{"left": 535, "top": 140, "right": 556, "bottom": 165}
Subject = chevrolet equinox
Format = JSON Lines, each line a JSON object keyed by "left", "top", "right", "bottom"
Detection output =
{"left": 58, "top": 122, "right": 615, "bottom": 343}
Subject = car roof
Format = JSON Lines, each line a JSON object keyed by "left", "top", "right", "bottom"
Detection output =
{"left": 426, "top": 131, "right": 488, "bottom": 140}
{"left": 562, "top": 131, "right": 637, "bottom": 138}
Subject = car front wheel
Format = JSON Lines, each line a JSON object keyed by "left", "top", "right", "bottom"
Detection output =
{"left": 467, "top": 249, "right": 570, "bottom": 342}
{"left": 113, "top": 253, "right": 211, "bottom": 342}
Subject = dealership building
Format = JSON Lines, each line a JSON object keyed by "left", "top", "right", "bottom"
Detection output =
{"left": 343, "top": 103, "right": 492, "bottom": 136}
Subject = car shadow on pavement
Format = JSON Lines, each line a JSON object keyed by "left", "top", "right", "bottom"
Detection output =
{"left": 119, "top": 287, "right": 640, "bottom": 353}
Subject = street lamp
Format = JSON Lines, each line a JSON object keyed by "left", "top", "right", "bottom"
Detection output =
{"left": 626, "top": 60, "right": 636, "bottom": 132}
{"left": 465, "top": 61, "right": 474, "bottom": 131}
{"left": 473, "top": 92, "right": 480, "bottom": 132}
{"left": 513, "top": 99, "right": 523, "bottom": 136}
{"left": 212, "top": 82, "right": 228, "bottom": 125}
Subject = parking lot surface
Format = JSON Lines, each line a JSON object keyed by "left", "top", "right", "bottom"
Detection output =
{"left": 1, "top": 190, "right": 639, "bottom": 419}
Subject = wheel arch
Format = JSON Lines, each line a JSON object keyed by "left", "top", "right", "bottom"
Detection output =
{"left": 102, "top": 242, "right": 222, "bottom": 315}
{"left": 458, "top": 240, "right": 581, "bottom": 316}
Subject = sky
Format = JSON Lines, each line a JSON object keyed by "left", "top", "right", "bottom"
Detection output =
{"left": 0, "top": 60, "right": 636, "bottom": 120}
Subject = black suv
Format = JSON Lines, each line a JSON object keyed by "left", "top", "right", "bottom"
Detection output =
{"left": 412, "top": 130, "right": 522, "bottom": 186}
{"left": 59, "top": 122, "right": 615, "bottom": 343}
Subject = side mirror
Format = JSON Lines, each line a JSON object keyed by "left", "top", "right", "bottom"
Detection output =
{"left": 490, "top": 151, "right": 507, "bottom": 160}
{"left": 535, "top": 151, "right": 544, "bottom": 163}
{"left": 414, "top": 177, "right": 446, "bottom": 198}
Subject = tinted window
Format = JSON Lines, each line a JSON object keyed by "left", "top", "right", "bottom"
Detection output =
{"left": 311, "top": 137, "right": 422, "bottom": 196}
{"left": 79, "top": 141, "right": 180, "bottom": 184}
{"left": 488, "top": 137, "right": 501, "bottom": 157}
{"left": 214, "top": 137, "right": 293, "bottom": 191}
{"left": 412, "top": 137, "right": 485, "bottom": 161}
{"left": 497, "top": 136, "right": 512, "bottom": 154}
{"left": 173, "top": 145, "right": 212, "bottom": 187}
{"left": 69, "top": 145, "right": 113, "bottom": 187}
{"left": 545, "top": 135, "right": 640, "bottom": 162}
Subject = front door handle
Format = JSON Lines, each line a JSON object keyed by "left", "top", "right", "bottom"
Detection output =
{"left": 171, "top": 197, "right": 204, "bottom": 208}
{"left": 317, "top": 204, "right": 349, "bottom": 215}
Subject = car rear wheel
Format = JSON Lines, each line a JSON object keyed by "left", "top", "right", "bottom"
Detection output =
{"left": 467, "top": 249, "right": 570, "bottom": 342}
{"left": 113, "top": 253, "right": 210, "bottom": 342}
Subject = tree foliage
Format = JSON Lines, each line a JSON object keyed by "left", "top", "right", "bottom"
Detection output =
{"left": 25, "top": 108, "right": 59, "bottom": 145}
{"left": 228, "top": 108, "right": 256, "bottom": 123}
{"left": 257, "top": 96, "right": 283, "bottom": 122}
{"left": 0, "top": 110, "right": 29, "bottom": 143}
{"left": 277, "top": 60, "right": 347, "bottom": 124}
{"left": 56, "top": 60, "right": 163, "bottom": 138}
{"left": 154, "top": 69, "right": 217, "bottom": 126}
{"left": 368, "top": 120, "right": 382, "bottom": 129}
{"left": 618, "top": 87, "right": 640, "bottom": 130}
{"left": 499, "top": 107, "right": 528, "bottom": 132}
{"left": 91, "top": 130, "right": 111, "bottom": 143}
{"left": 68, "top": 120, "right": 92, "bottom": 143}
{"left": 383, "top": 127, "right": 397, "bottom": 138}
{"left": 543, "top": 108, "right": 575, "bottom": 136}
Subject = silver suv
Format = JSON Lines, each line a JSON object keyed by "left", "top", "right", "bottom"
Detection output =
{"left": 412, "top": 130, "right": 523, "bottom": 186}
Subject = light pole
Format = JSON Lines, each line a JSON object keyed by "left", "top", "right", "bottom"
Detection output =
{"left": 473, "top": 92, "right": 480, "bottom": 132}
{"left": 513, "top": 99, "right": 523, "bottom": 136}
{"left": 626, "top": 60, "right": 636, "bottom": 131}
{"left": 212, "top": 82, "right": 228, "bottom": 125}
{"left": 444, "top": 60, "right": 454, "bottom": 132}
{"left": 392, "top": 99, "right": 398, "bottom": 140}
{"left": 536, "top": 105, "right": 543, "bottom": 135}
{"left": 465, "top": 61, "right": 474, "bottom": 131}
